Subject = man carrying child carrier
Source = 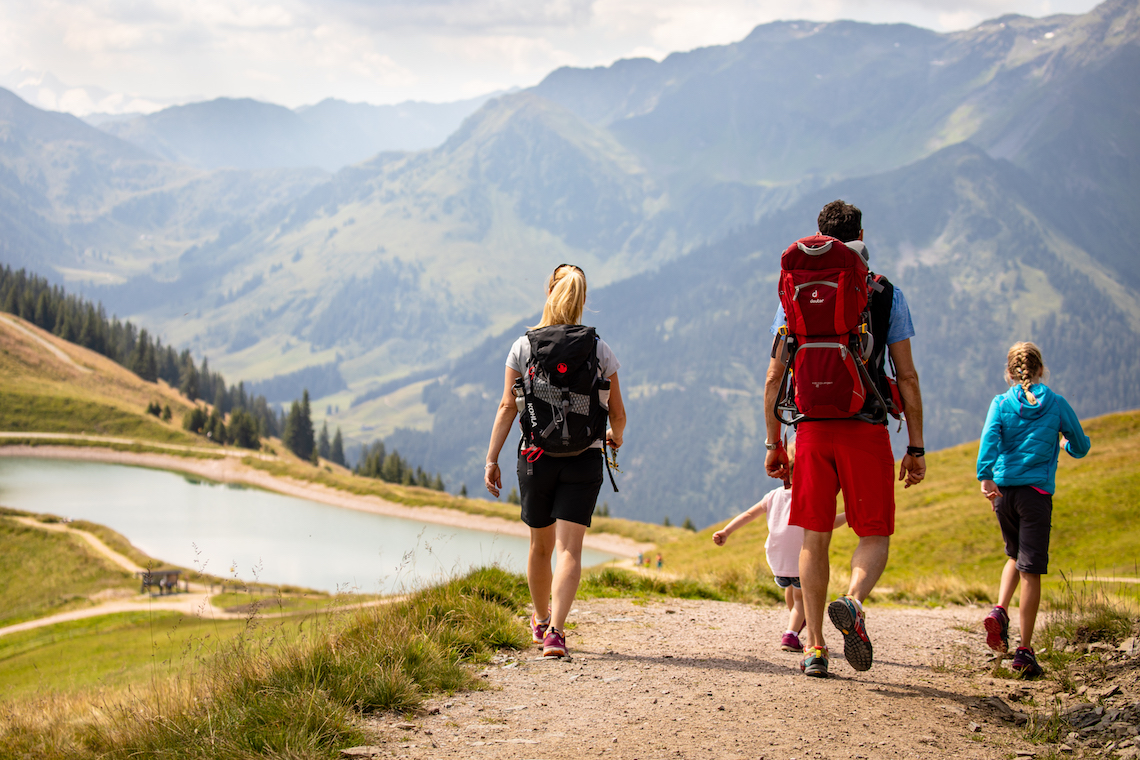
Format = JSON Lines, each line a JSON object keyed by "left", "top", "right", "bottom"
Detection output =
{"left": 763, "top": 200, "right": 927, "bottom": 678}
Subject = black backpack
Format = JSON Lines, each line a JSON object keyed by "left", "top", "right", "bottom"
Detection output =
{"left": 513, "top": 324, "right": 618, "bottom": 490}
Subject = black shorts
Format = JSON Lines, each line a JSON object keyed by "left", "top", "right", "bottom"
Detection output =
{"left": 994, "top": 485, "right": 1053, "bottom": 575}
{"left": 518, "top": 448, "right": 604, "bottom": 529}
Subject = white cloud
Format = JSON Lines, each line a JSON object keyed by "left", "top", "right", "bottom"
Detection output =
{"left": 0, "top": 0, "right": 1105, "bottom": 113}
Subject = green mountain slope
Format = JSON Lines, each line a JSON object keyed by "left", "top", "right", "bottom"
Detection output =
{"left": 1, "top": 1, "right": 1137, "bottom": 511}
{"left": 100, "top": 93, "right": 684, "bottom": 396}
{"left": 388, "top": 143, "right": 1140, "bottom": 527}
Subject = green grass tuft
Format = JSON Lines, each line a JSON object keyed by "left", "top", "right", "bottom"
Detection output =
{"left": 0, "top": 567, "right": 530, "bottom": 759}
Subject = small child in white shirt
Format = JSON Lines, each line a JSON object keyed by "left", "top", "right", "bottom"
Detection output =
{"left": 713, "top": 442, "right": 845, "bottom": 652}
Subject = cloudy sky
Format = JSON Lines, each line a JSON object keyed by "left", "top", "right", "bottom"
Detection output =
{"left": 0, "top": 0, "right": 1104, "bottom": 114}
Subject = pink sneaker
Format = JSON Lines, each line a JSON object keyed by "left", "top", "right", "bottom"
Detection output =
{"left": 781, "top": 631, "right": 802, "bottom": 652}
{"left": 531, "top": 613, "right": 550, "bottom": 644}
{"left": 543, "top": 627, "right": 568, "bottom": 658}
{"left": 983, "top": 606, "right": 1009, "bottom": 653}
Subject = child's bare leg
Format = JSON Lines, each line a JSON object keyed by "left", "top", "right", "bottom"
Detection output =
{"left": 787, "top": 585, "right": 805, "bottom": 632}
{"left": 1018, "top": 572, "right": 1042, "bottom": 649}
{"left": 997, "top": 559, "right": 1019, "bottom": 610}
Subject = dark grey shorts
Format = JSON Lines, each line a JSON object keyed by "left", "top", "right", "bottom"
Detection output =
{"left": 774, "top": 576, "right": 801, "bottom": 589}
{"left": 994, "top": 485, "right": 1053, "bottom": 575}
{"left": 518, "top": 448, "right": 603, "bottom": 529}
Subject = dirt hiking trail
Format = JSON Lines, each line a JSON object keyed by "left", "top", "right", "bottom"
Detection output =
{"left": 361, "top": 597, "right": 1056, "bottom": 760}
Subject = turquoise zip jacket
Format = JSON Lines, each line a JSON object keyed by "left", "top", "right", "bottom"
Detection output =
{"left": 976, "top": 383, "right": 1091, "bottom": 494}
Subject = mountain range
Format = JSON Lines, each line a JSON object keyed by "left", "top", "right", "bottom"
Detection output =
{"left": 2, "top": 0, "right": 1138, "bottom": 525}
{"left": 98, "top": 93, "right": 499, "bottom": 172}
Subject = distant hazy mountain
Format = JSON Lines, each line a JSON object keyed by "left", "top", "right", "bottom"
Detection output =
{"left": 98, "top": 93, "right": 499, "bottom": 172}
{"left": 1, "top": 0, "right": 1138, "bottom": 528}
{"left": 0, "top": 68, "right": 182, "bottom": 117}
{"left": 0, "top": 85, "right": 328, "bottom": 283}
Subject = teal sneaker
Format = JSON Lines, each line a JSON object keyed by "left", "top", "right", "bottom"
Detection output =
{"left": 828, "top": 596, "right": 873, "bottom": 672}
{"left": 801, "top": 645, "right": 829, "bottom": 678}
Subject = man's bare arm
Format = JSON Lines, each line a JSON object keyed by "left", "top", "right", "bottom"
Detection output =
{"left": 763, "top": 339, "right": 789, "bottom": 479}
{"left": 888, "top": 338, "right": 925, "bottom": 487}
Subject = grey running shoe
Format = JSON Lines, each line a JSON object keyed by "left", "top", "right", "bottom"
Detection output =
{"left": 828, "top": 596, "right": 873, "bottom": 672}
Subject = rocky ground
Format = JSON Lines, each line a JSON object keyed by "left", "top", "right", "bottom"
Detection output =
{"left": 340, "top": 597, "right": 1140, "bottom": 759}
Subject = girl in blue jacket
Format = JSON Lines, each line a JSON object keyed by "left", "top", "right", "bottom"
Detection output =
{"left": 977, "top": 342, "right": 1090, "bottom": 678}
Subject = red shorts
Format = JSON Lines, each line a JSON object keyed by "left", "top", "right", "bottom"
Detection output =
{"left": 789, "top": 420, "right": 895, "bottom": 537}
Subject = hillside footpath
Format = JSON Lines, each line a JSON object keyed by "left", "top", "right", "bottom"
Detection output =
{"left": 363, "top": 597, "right": 1140, "bottom": 760}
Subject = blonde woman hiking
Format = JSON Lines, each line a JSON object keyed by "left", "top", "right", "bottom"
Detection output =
{"left": 484, "top": 264, "right": 626, "bottom": 658}
{"left": 977, "top": 341, "right": 1090, "bottom": 678}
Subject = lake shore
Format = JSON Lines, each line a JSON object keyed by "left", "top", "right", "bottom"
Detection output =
{"left": 0, "top": 445, "right": 651, "bottom": 558}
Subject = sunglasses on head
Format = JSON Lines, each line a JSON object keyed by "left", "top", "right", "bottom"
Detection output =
{"left": 552, "top": 263, "right": 584, "bottom": 280}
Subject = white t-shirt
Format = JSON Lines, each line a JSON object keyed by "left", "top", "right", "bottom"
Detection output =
{"left": 762, "top": 486, "right": 803, "bottom": 578}
{"left": 506, "top": 331, "right": 621, "bottom": 450}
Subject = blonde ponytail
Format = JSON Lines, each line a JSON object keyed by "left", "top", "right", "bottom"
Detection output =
{"left": 535, "top": 265, "right": 587, "bottom": 327}
{"left": 1005, "top": 342, "right": 1046, "bottom": 405}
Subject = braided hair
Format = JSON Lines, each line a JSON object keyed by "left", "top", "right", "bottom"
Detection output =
{"left": 1005, "top": 342, "right": 1046, "bottom": 405}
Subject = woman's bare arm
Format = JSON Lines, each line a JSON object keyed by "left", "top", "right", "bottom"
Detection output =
{"left": 484, "top": 366, "right": 522, "bottom": 497}
{"left": 606, "top": 372, "right": 626, "bottom": 449}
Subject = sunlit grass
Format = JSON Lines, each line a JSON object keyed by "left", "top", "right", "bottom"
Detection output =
{"left": 659, "top": 410, "right": 1140, "bottom": 605}
{"left": 0, "top": 515, "right": 136, "bottom": 628}
{"left": 0, "top": 567, "right": 530, "bottom": 759}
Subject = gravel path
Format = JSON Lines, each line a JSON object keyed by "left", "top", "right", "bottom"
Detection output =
{"left": 360, "top": 598, "right": 1048, "bottom": 760}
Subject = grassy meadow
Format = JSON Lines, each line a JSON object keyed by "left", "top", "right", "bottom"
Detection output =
{"left": 0, "top": 611, "right": 256, "bottom": 700}
{"left": 659, "top": 409, "right": 1140, "bottom": 605}
{"left": 0, "top": 315, "right": 201, "bottom": 447}
{"left": 0, "top": 513, "right": 138, "bottom": 628}
{"left": 0, "top": 568, "right": 529, "bottom": 759}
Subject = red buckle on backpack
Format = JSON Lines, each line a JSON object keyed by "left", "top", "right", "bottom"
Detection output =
{"left": 522, "top": 445, "right": 544, "bottom": 463}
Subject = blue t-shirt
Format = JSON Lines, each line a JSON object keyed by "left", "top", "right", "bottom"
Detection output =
{"left": 769, "top": 286, "right": 915, "bottom": 345}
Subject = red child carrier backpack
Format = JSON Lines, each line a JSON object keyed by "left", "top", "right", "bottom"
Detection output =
{"left": 772, "top": 235, "right": 892, "bottom": 425}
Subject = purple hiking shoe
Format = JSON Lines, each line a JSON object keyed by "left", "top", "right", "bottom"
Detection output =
{"left": 781, "top": 631, "right": 802, "bottom": 652}
{"left": 983, "top": 606, "right": 1010, "bottom": 653}
{"left": 543, "top": 627, "right": 568, "bottom": 658}
{"left": 1011, "top": 647, "right": 1044, "bottom": 679}
{"left": 531, "top": 612, "right": 550, "bottom": 644}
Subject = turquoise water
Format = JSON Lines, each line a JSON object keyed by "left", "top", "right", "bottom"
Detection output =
{"left": 0, "top": 457, "right": 616, "bottom": 594}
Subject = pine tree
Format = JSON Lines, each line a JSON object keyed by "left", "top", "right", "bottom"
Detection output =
{"left": 318, "top": 421, "right": 331, "bottom": 460}
{"left": 381, "top": 451, "right": 403, "bottom": 483}
{"left": 179, "top": 354, "right": 199, "bottom": 401}
{"left": 282, "top": 400, "right": 301, "bottom": 455}
{"left": 298, "top": 390, "right": 315, "bottom": 460}
{"left": 330, "top": 428, "right": 345, "bottom": 466}
{"left": 283, "top": 391, "right": 316, "bottom": 460}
